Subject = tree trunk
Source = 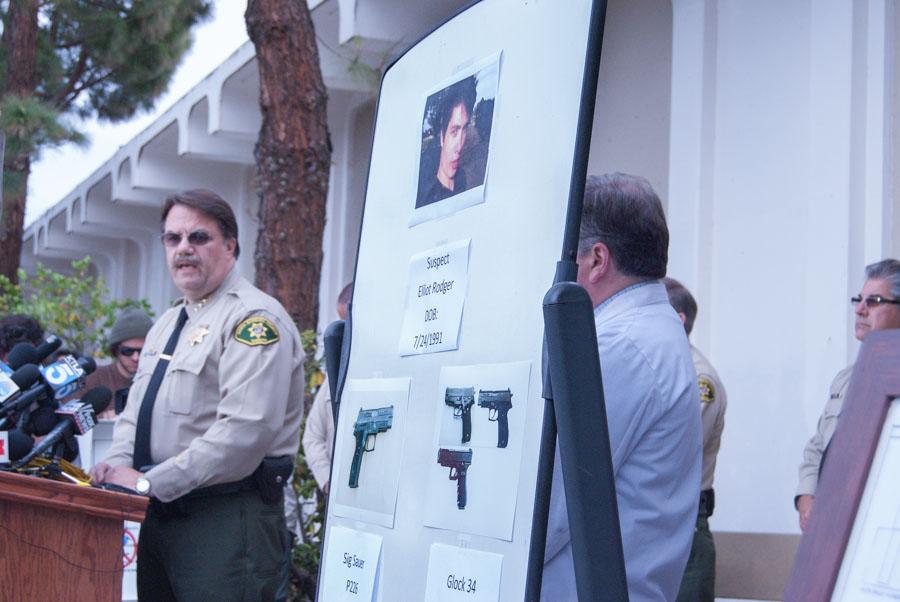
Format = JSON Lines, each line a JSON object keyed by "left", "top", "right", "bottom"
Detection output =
{"left": 0, "top": 0, "right": 40, "bottom": 283}
{"left": 246, "top": 0, "right": 330, "bottom": 333}
{"left": 0, "top": 158, "right": 29, "bottom": 281}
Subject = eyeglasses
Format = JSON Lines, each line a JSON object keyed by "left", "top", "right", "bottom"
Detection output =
{"left": 118, "top": 346, "right": 143, "bottom": 357}
{"left": 160, "top": 230, "right": 213, "bottom": 247}
{"left": 850, "top": 295, "right": 900, "bottom": 309}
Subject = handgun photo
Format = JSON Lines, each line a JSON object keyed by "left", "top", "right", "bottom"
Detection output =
{"left": 477, "top": 388, "right": 513, "bottom": 448}
{"left": 437, "top": 447, "right": 472, "bottom": 509}
{"left": 444, "top": 386, "right": 475, "bottom": 443}
{"left": 349, "top": 405, "right": 393, "bottom": 488}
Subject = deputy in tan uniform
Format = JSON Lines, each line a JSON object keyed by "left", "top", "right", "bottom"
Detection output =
{"left": 301, "top": 281, "right": 352, "bottom": 496}
{"left": 663, "top": 278, "right": 727, "bottom": 602}
{"left": 795, "top": 258, "right": 900, "bottom": 531}
{"left": 93, "top": 189, "right": 304, "bottom": 601}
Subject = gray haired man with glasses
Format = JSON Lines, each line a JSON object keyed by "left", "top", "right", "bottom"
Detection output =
{"left": 795, "top": 258, "right": 900, "bottom": 530}
{"left": 93, "top": 189, "right": 304, "bottom": 600}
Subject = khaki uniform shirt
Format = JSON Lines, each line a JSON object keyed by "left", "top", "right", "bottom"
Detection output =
{"left": 104, "top": 268, "right": 305, "bottom": 503}
{"left": 796, "top": 364, "right": 854, "bottom": 499}
{"left": 692, "top": 345, "right": 727, "bottom": 491}
{"left": 301, "top": 375, "right": 335, "bottom": 490}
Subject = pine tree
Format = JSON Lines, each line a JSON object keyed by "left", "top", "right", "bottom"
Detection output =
{"left": 0, "top": 0, "right": 212, "bottom": 281}
{"left": 245, "top": 0, "right": 330, "bottom": 334}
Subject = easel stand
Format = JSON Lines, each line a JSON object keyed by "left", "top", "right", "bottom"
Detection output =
{"left": 522, "top": 0, "right": 625, "bottom": 593}
{"left": 523, "top": 275, "right": 628, "bottom": 601}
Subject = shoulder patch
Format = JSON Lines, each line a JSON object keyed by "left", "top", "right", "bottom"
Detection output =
{"left": 698, "top": 376, "right": 716, "bottom": 404}
{"left": 234, "top": 316, "right": 280, "bottom": 346}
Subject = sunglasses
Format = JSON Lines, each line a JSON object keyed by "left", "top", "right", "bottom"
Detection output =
{"left": 160, "top": 230, "right": 214, "bottom": 247}
{"left": 850, "top": 295, "right": 900, "bottom": 309}
{"left": 118, "top": 346, "right": 143, "bottom": 357}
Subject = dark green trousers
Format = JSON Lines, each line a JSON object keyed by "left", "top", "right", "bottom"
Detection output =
{"left": 676, "top": 514, "right": 715, "bottom": 602}
{"left": 137, "top": 489, "right": 291, "bottom": 602}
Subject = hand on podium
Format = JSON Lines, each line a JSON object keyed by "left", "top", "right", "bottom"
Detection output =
{"left": 92, "top": 462, "right": 144, "bottom": 492}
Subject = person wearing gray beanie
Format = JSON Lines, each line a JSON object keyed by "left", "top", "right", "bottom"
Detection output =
{"left": 108, "top": 308, "right": 154, "bottom": 352}
{"left": 89, "top": 307, "right": 154, "bottom": 419}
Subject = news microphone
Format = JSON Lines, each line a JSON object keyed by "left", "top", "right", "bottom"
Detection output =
{"left": 10, "top": 364, "right": 42, "bottom": 389}
{"left": 13, "top": 386, "right": 112, "bottom": 468}
{"left": 40, "top": 355, "right": 87, "bottom": 400}
{"left": 0, "top": 363, "right": 37, "bottom": 406}
{"left": 0, "top": 364, "right": 45, "bottom": 419}
{"left": 28, "top": 385, "right": 109, "bottom": 437}
{"left": 6, "top": 343, "right": 39, "bottom": 370}
{"left": 0, "top": 358, "right": 91, "bottom": 424}
{"left": 0, "top": 369, "right": 19, "bottom": 408}
{"left": 34, "top": 335, "right": 62, "bottom": 363}
{"left": 0, "top": 428, "right": 34, "bottom": 464}
{"left": 6, "top": 335, "right": 62, "bottom": 370}
{"left": 0, "top": 365, "right": 45, "bottom": 431}
{"left": 84, "top": 386, "right": 113, "bottom": 415}
{"left": 60, "top": 432, "right": 80, "bottom": 462}
{"left": 29, "top": 406, "right": 60, "bottom": 437}
{"left": 78, "top": 356, "right": 97, "bottom": 375}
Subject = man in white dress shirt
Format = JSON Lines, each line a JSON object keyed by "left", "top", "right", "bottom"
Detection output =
{"left": 542, "top": 173, "right": 702, "bottom": 602}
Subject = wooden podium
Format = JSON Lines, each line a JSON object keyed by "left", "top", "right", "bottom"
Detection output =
{"left": 0, "top": 470, "right": 147, "bottom": 600}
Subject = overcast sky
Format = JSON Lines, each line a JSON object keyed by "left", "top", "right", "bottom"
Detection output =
{"left": 25, "top": 0, "right": 250, "bottom": 226}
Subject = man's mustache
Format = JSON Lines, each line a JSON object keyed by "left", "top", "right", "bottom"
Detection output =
{"left": 173, "top": 255, "right": 199, "bottom": 267}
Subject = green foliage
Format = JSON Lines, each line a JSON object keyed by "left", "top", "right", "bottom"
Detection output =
{"left": 0, "top": 95, "right": 86, "bottom": 194}
{"left": 289, "top": 329, "right": 326, "bottom": 600}
{"left": 291, "top": 440, "right": 326, "bottom": 600}
{"left": 0, "top": 256, "right": 152, "bottom": 356}
{"left": 0, "top": 0, "right": 211, "bottom": 192}
{"left": 300, "top": 328, "right": 326, "bottom": 393}
{"left": 30, "top": 1, "right": 211, "bottom": 121}
{"left": 1, "top": 95, "right": 86, "bottom": 153}
{"left": 2, "top": 0, "right": 212, "bottom": 119}
{"left": 316, "top": 35, "right": 390, "bottom": 94}
{"left": 344, "top": 36, "right": 393, "bottom": 93}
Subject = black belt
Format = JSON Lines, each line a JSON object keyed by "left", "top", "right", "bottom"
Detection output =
{"left": 186, "top": 474, "right": 258, "bottom": 500}
{"left": 699, "top": 488, "right": 715, "bottom": 517}
{"left": 150, "top": 475, "right": 258, "bottom": 517}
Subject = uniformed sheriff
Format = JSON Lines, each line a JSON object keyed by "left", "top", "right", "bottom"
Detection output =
{"left": 93, "top": 189, "right": 305, "bottom": 601}
{"left": 795, "top": 258, "right": 900, "bottom": 531}
{"left": 663, "top": 277, "right": 727, "bottom": 602}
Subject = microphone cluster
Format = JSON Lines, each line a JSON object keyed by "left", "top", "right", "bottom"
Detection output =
{"left": 0, "top": 335, "right": 111, "bottom": 471}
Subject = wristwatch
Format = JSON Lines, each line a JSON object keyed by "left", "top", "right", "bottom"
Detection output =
{"left": 135, "top": 477, "right": 151, "bottom": 496}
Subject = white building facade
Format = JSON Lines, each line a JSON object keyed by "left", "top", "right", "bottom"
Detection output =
{"left": 21, "top": 0, "right": 900, "bottom": 598}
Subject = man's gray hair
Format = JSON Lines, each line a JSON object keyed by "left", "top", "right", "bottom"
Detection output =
{"left": 578, "top": 173, "right": 668, "bottom": 279}
{"left": 865, "top": 258, "right": 900, "bottom": 297}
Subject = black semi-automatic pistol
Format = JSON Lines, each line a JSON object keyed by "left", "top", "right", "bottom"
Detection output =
{"left": 477, "top": 388, "right": 513, "bottom": 448}
{"left": 444, "top": 386, "right": 475, "bottom": 443}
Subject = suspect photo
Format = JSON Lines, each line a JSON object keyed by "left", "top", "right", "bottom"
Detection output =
{"left": 411, "top": 53, "right": 500, "bottom": 226}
